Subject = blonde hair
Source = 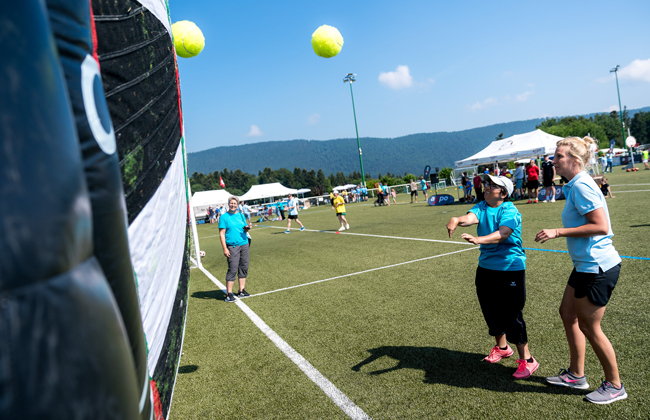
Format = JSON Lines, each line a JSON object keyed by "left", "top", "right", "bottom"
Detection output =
{"left": 556, "top": 136, "right": 594, "bottom": 171}
{"left": 228, "top": 196, "right": 240, "bottom": 205}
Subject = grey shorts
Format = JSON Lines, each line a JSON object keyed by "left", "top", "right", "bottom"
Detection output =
{"left": 226, "top": 243, "right": 249, "bottom": 282}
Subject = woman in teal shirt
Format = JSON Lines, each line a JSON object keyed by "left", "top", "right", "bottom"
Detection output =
{"left": 536, "top": 136, "right": 626, "bottom": 405}
{"left": 219, "top": 196, "right": 252, "bottom": 302}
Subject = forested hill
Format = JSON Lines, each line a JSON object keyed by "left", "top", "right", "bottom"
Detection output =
{"left": 188, "top": 106, "right": 649, "bottom": 176}
{"left": 188, "top": 119, "right": 544, "bottom": 177}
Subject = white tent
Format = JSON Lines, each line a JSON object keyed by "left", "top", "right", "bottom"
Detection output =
{"left": 333, "top": 184, "right": 357, "bottom": 191}
{"left": 191, "top": 189, "right": 231, "bottom": 218}
{"left": 239, "top": 182, "right": 298, "bottom": 202}
{"left": 454, "top": 129, "right": 563, "bottom": 169}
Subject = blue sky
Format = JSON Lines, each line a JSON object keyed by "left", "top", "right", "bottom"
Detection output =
{"left": 169, "top": 0, "right": 650, "bottom": 153}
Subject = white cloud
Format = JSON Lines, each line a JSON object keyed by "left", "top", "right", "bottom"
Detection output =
{"left": 469, "top": 97, "right": 497, "bottom": 111}
{"left": 619, "top": 59, "right": 650, "bottom": 82}
{"left": 515, "top": 91, "right": 534, "bottom": 102}
{"left": 246, "top": 124, "right": 263, "bottom": 137}
{"left": 307, "top": 113, "right": 321, "bottom": 125}
{"left": 378, "top": 65, "right": 413, "bottom": 89}
{"left": 605, "top": 105, "right": 618, "bottom": 113}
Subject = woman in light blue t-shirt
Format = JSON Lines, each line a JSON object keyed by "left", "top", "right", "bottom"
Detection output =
{"left": 535, "top": 136, "right": 626, "bottom": 405}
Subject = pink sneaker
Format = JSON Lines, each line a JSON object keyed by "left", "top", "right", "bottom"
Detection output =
{"left": 484, "top": 345, "right": 514, "bottom": 363}
{"left": 513, "top": 357, "right": 539, "bottom": 379}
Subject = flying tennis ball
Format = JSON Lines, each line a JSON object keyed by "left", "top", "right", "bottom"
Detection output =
{"left": 172, "top": 20, "right": 205, "bottom": 58}
{"left": 311, "top": 25, "right": 344, "bottom": 58}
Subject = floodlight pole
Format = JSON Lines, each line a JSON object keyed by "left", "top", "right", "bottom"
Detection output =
{"left": 610, "top": 65, "right": 626, "bottom": 145}
{"left": 344, "top": 73, "right": 366, "bottom": 187}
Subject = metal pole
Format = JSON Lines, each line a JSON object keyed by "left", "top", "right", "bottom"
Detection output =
{"left": 612, "top": 66, "right": 626, "bottom": 144}
{"left": 348, "top": 81, "right": 366, "bottom": 187}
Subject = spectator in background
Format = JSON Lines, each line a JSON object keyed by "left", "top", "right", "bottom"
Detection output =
{"left": 391, "top": 187, "right": 398, "bottom": 204}
{"left": 526, "top": 159, "right": 540, "bottom": 204}
{"left": 605, "top": 149, "right": 614, "bottom": 173}
{"left": 599, "top": 177, "right": 615, "bottom": 199}
{"left": 285, "top": 193, "right": 305, "bottom": 233}
{"left": 410, "top": 178, "right": 418, "bottom": 203}
{"left": 382, "top": 184, "right": 391, "bottom": 206}
{"left": 276, "top": 199, "right": 285, "bottom": 221}
{"left": 239, "top": 201, "right": 252, "bottom": 224}
{"left": 473, "top": 172, "right": 484, "bottom": 202}
{"left": 420, "top": 176, "right": 429, "bottom": 201}
{"left": 207, "top": 206, "right": 215, "bottom": 224}
{"left": 541, "top": 155, "right": 557, "bottom": 203}
{"left": 642, "top": 149, "right": 649, "bottom": 170}
{"left": 461, "top": 172, "right": 470, "bottom": 201}
{"left": 514, "top": 162, "right": 524, "bottom": 200}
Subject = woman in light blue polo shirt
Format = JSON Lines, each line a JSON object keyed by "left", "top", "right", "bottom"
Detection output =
{"left": 535, "top": 136, "right": 626, "bottom": 405}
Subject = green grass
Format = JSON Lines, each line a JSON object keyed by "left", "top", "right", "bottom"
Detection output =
{"left": 171, "top": 164, "right": 650, "bottom": 419}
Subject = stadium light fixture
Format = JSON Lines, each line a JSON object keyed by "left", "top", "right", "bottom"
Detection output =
{"left": 343, "top": 73, "right": 365, "bottom": 187}
{"left": 610, "top": 65, "right": 626, "bottom": 145}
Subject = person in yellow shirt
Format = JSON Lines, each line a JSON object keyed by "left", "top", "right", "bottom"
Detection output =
{"left": 332, "top": 191, "right": 350, "bottom": 231}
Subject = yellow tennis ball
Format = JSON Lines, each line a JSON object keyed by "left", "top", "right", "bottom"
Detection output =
{"left": 172, "top": 20, "right": 205, "bottom": 58}
{"left": 311, "top": 25, "right": 344, "bottom": 58}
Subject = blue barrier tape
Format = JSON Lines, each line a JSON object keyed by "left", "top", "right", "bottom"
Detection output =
{"left": 524, "top": 247, "right": 650, "bottom": 261}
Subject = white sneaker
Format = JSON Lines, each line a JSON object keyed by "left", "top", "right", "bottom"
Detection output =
{"left": 346, "top": 224, "right": 350, "bottom": 230}
{"left": 550, "top": 198, "right": 555, "bottom": 202}
{"left": 543, "top": 198, "right": 550, "bottom": 203}
{"left": 338, "top": 226, "right": 345, "bottom": 231}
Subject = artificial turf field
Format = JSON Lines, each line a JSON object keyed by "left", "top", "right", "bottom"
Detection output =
{"left": 171, "top": 165, "right": 650, "bottom": 419}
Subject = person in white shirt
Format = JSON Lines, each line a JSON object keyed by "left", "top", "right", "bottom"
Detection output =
{"left": 285, "top": 193, "right": 305, "bottom": 233}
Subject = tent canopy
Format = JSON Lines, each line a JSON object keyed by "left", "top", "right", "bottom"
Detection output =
{"left": 454, "top": 129, "right": 563, "bottom": 169}
{"left": 333, "top": 184, "right": 357, "bottom": 191}
{"left": 191, "top": 189, "right": 231, "bottom": 207}
{"left": 239, "top": 182, "right": 298, "bottom": 201}
{"left": 296, "top": 188, "right": 311, "bottom": 194}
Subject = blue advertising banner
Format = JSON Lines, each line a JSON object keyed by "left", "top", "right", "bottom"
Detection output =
{"left": 428, "top": 194, "right": 454, "bottom": 206}
{"left": 424, "top": 165, "right": 431, "bottom": 178}
{"left": 538, "top": 185, "right": 566, "bottom": 201}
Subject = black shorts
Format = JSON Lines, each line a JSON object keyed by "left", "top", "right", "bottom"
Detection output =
{"left": 411, "top": 190, "right": 418, "bottom": 197}
{"left": 288, "top": 214, "right": 298, "bottom": 220}
{"left": 543, "top": 179, "right": 555, "bottom": 188}
{"left": 526, "top": 180, "right": 538, "bottom": 190}
{"left": 568, "top": 263, "right": 620, "bottom": 307}
{"left": 475, "top": 266, "right": 528, "bottom": 345}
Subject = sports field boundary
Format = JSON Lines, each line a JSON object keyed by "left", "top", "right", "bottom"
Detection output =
{"left": 196, "top": 264, "right": 371, "bottom": 420}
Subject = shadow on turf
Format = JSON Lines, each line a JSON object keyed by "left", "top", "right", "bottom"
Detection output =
{"left": 192, "top": 290, "right": 226, "bottom": 300}
{"left": 629, "top": 224, "right": 650, "bottom": 227}
{"left": 352, "top": 346, "right": 587, "bottom": 395}
{"left": 178, "top": 365, "right": 199, "bottom": 374}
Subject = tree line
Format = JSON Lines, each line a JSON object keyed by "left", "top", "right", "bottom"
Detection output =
{"left": 537, "top": 109, "right": 650, "bottom": 148}
{"left": 189, "top": 167, "right": 449, "bottom": 196}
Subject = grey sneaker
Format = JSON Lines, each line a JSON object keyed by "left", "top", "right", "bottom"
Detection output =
{"left": 546, "top": 368, "right": 589, "bottom": 389}
{"left": 224, "top": 293, "right": 237, "bottom": 303}
{"left": 585, "top": 380, "right": 627, "bottom": 405}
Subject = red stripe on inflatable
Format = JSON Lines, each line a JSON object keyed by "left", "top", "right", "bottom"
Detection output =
{"left": 88, "top": 0, "right": 99, "bottom": 66}
{"left": 173, "top": 54, "right": 183, "bottom": 137}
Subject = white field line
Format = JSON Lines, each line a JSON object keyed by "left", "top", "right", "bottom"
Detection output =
{"left": 264, "top": 225, "right": 474, "bottom": 245}
{"left": 248, "top": 246, "right": 479, "bottom": 298}
{"left": 609, "top": 189, "right": 650, "bottom": 193}
{"left": 198, "top": 265, "right": 371, "bottom": 420}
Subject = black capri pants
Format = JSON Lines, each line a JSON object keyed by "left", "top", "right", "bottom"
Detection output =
{"left": 475, "top": 266, "right": 528, "bottom": 345}
{"left": 226, "top": 243, "right": 249, "bottom": 282}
